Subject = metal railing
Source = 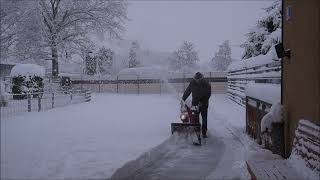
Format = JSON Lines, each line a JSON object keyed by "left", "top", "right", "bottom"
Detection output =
{"left": 0, "top": 89, "right": 91, "bottom": 119}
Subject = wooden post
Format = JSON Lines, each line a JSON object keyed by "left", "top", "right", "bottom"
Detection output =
{"left": 70, "top": 91, "right": 73, "bottom": 101}
{"left": 38, "top": 96, "right": 41, "bottom": 112}
{"left": 27, "top": 94, "right": 31, "bottom": 112}
{"left": 52, "top": 93, "right": 54, "bottom": 108}
{"left": 183, "top": 72, "right": 186, "bottom": 92}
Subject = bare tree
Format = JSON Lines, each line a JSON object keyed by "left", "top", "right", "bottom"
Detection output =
{"left": 37, "top": 0, "right": 127, "bottom": 77}
{"left": 0, "top": 0, "right": 28, "bottom": 59}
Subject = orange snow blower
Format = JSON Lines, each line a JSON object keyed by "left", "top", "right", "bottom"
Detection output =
{"left": 171, "top": 102, "right": 202, "bottom": 145}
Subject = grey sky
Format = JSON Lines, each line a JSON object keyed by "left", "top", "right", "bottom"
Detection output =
{"left": 124, "top": 0, "right": 272, "bottom": 62}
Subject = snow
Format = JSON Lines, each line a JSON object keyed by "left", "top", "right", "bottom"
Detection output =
{"left": 117, "top": 66, "right": 168, "bottom": 79}
{"left": 245, "top": 82, "right": 281, "bottom": 104}
{"left": 227, "top": 49, "right": 280, "bottom": 72}
{"left": 1, "top": 94, "right": 250, "bottom": 180}
{"left": 1, "top": 94, "right": 180, "bottom": 179}
{"left": 10, "top": 64, "right": 45, "bottom": 77}
{"left": 261, "top": 102, "right": 283, "bottom": 132}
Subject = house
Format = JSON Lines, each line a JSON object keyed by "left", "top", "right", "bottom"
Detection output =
{"left": 282, "top": 0, "right": 320, "bottom": 157}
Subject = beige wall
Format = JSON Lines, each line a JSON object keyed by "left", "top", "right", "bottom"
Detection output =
{"left": 283, "top": 0, "right": 320, "bottom": 157}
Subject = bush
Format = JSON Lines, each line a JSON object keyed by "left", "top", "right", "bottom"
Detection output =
{"left": 12, "top": 75, "right": 44, "bottom": 100}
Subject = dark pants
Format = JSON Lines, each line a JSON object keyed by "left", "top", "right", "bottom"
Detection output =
{"left": 199, "top": 106, "right": 208, "bottom": 135}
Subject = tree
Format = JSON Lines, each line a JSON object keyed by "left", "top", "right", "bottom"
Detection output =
{"left": 85, "top": 51, "right": 96, "bottom": 75}
{"left": 211, "top": 40, "right": 232, "bottom": 71}
{"left": 0, "top": 0, "right": 28, "bottom": 59}
{"left": 2, "top": 0, "right": 128, "bottom": 77}
{"left": 96, "top": 47, "right": 114, "bottom": 75}
{"left": 241, "top": 0, "right": 281, "bottom": 60}
{"left": 170, "top": 41, "right": 199, "bottom": 71}
{"left": 128, "top": 41, "right": 140, "bottom": 68}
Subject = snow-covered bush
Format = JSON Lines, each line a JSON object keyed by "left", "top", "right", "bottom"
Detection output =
{"left": 0, "top": 80, "right": 9, "bottom": 106}
{"left": 10, "top": 64, "right": 45, "bottom": 99}
{"left": 261, "top": 102, "right": 283, "bottom": 132}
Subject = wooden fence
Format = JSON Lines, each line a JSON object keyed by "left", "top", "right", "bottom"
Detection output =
{"left": 71, "top": 72, "right": 228, "bottom": 94}
{"left": 227, "top": 60, "right": 281, "bottom": 106}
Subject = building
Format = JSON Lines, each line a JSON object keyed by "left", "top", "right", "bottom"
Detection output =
{"left": 283, "top": 0, "right": 320, "bottom": 157}
{"left": 0, "top": 62, "right": 16, "bottom": 77}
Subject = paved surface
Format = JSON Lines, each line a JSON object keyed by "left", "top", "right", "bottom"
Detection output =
{"left": 110, "top": 132, "right": 228, "bottom": 180}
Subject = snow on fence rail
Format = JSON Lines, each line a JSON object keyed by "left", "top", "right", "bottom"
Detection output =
{"left": 72, "top": 72, "right": 228, "bottom": 94}
{"left": 227, "top": 52, "right": 281, "bottom": 106}
{"left": 0, "top": 89, "right": 91, "bottom": 119}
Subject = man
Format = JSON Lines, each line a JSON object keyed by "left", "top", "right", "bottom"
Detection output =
{"left": 182, "top": 72, "right": 211, "bottom": 138}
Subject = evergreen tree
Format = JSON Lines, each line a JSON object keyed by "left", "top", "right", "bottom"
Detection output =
{"left": 241, "top": 0, "right": 281, "bottom": 60}
{"left": 128, "top": 41, "right": 140, "bottom": 68}
{"left": 96, "top": 47, "right": 114, "bottom": 75}
{"left": 85, "top": 51, "right": 96, "bottom": 75}
{"left": 211, "top": 40, "right": 232, "bottom": 71}
{"left": 170, "top": 41, "right": 199, "bottom": 71}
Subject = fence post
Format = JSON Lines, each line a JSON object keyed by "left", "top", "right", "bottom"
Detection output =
{"left": 116, "top": 75, "right": 119, "bottom": 94}
{"left": 70, "top": 90, "right": 73, "bottom": 101}
{"left": 99, "top": 80, "right": 101, "bottom": 93}
{"left": 183, "top": 72, "right": 185, "bottom": 92}
{"left": 52, "top": 92, "right": 54, "bottom": 108}
{"left": 27, "top": 94, "right": 31, "bottom": 112}
{"left": 159, "top": 79, "right": 162, "bottom": 95}
{"left": 137, "top": 75, "right": 140, "bottom": 95}
{"left": 38, "top": 95, "right": 41, "bottom": 112}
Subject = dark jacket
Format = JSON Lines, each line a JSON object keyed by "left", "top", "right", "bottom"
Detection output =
{"left": 182, "top": 76, "right": 211, "bottom": 107}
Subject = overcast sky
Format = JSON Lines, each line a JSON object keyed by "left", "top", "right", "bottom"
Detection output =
{"left": 123, "top": 0, "right": 272, "bottom": 62}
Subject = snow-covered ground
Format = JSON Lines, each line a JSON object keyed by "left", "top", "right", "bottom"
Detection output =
{"left": 1, "top": 93, "right": 249, "bottom": 179}
{"left": 1, "top": 94, "right": 181, "bottom": 179}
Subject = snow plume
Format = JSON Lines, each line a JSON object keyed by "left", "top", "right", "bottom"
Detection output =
{"left": 261, "top": 102, "right": 283, "bottom": 132}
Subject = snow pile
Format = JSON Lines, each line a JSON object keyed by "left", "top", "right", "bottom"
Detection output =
{"left": 10, "top": 64, "right": 45, "bottom": 77}
{"left": 260, "top": 102, "right": 283, "bottom": 132}
{"left": 228, "top": 49, "right": 279, "bottom": 72}
{"left": 245, "top": 83, "right": 281, "bottom": 104}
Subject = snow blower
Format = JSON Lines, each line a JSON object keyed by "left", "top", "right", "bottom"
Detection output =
{"left": 171, "top": 101, "right": 202, "bottom": 145}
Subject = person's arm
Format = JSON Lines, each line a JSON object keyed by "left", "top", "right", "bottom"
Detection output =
{"left": 182, "top": 83, "right": 191, "bottom": 101}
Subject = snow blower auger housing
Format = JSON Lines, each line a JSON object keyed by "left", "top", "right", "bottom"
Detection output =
{"left": 171, "top": 102, "right": 202, "bottom": 145}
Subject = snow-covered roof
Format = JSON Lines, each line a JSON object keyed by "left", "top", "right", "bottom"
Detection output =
{"left": 228, "top": 49, "right": 279, "bottom": 72}
{"left": 10, "top": 64, "right": 45, "bottom": 77}
{"left": 245, "top": 83, "right": 280, "bottom": 104}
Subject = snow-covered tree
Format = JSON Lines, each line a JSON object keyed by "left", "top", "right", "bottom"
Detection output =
{"left": 211, "top": 40, "right": 232, "bottom": 71}
{"left": 2, "top": 0, "right": 127, "bottom": 77}
{"left": 85, "top": 51, "right": 96, "bottom": 75}
{"left": 241, "top": 0, "right": 281, "bottom": 60}
{"left": 170, "top": 41, "right": 199, "bottom": 71}
{"left": 0, "top": 0, "right": 27, "bottom": 59}
{"left": 96, "top": 47, "right": 114, "bottom": 75}
{"left": 128, "top": 41, "right": 140, "bottom": 68}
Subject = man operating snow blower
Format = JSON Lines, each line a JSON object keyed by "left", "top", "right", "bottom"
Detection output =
{"left": 182, "top": 72, "right": 211, "bottom": 138}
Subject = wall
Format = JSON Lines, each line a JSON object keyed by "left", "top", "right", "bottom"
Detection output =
{"left": 283, "top": 0, "right": 320, "bottom": 157}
